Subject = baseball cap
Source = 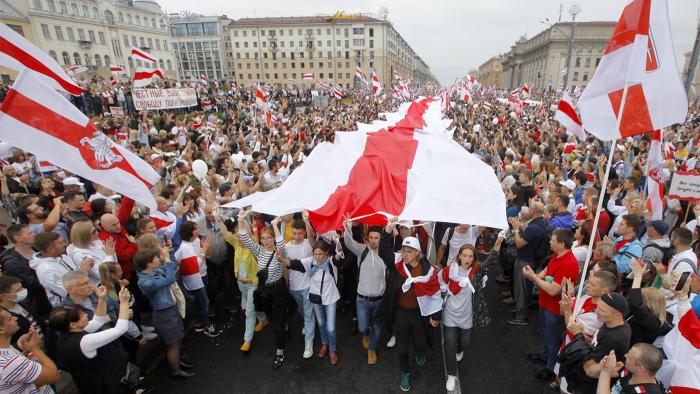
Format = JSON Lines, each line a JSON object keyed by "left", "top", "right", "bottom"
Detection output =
{"left": 398, "top": 220, "right": 412, "bottom": 229}
{"left": 559, "top": 179, "right": 576, "bottom": 191}
{"left": 648, "top": 220, "right": 669, "bottom": 236}
{"left": 63, "top": 177, "right": 84, "bottom": 186}
{"left": 401, "top": 237, "right": 421, "bottom": 253}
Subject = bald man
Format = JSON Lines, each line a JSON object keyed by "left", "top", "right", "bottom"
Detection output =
{"left": 98, "top": 197, "right": 138, "bottom": 281}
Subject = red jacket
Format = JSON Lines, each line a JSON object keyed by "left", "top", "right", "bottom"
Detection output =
{"left": 99, "top": 197, "right": 138, "bottom": 280}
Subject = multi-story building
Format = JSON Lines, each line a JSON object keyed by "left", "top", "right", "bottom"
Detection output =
{"left": 477, "top": 55, "right": 504, "bottom": 88}
{"left": 226, "top": 11, "right": 432, "bottom": 88}
{"left": 0, "top": 0, "right": 35, "bottom": 83}
{"left": 682, "top": 51, "right": 700, "bottom": 96}
{"left": 4, "top": 0, "right": 176, "bottom": 80}
{"left": 169, "top": 12, "right": 230, "bottom": 81}
{"left": 500, "top": 21, "right": 616, "bottom": 91}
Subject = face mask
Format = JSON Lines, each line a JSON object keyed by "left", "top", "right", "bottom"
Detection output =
{"left": 14, "top": 288, "right": 28, "bottom": 303}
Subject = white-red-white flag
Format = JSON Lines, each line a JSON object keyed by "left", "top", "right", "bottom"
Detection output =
{"left": 255, "top": 83, "right": 266, "bottom": 106}
{"left": 371, "top": 70, "right": 382, "bottom": 97}
{"left": 35, "top": 159, "right": 57, "bottom": 173}
{"left": 646, "top": 129, "right": 665, "bottom": 219}
{"left": 393, "top": 70, "right": 401, "bottom": 80}
{"left": 521, "top": 84, "right": 531, "bottom": 98}
{"left": 657, "top": 306, "right": 700, "bottom": 394}
{"left": 149, "top": 210, "right": 177, "bottom": 240}
{"left": 0, "top": 23, "right": 82, "bottom": 95}
{"left": 133, "top": 67, "right": 164, "bottom": 88}
{"left": 355, "top": 66, "right": 368, "bottom": 85}
{"left": 578, "top": 0, "right": 688, "bottom": 140}
{"left": 332, "top": 85, "right": 343, "bottom": 99}
{"left": 302, "top": 73, "right": 314, "bottom": 80}
{"left": 0, "top": 70, "right": 160, "bottom": 209}
{"left": 110, "top": 64, "right": 126, "bottom": 75}
{"left": 65, "top": 65, "right": 88, "bottom": 76}
{"left": 554, "top": 91, "right": 585, "bottom": 141}
{"left": 131, "top": 47, "right": 158, "bottom": 64}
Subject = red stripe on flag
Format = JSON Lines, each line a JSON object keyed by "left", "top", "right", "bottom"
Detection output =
{"left": 132, "top": 48, "right": 157, "bottom": 63}
{"left": 134, "top": 69, "right": 164, "bottom": 80}
{"left": 0, "top": 89, "right": 153, "bottom": 189}
{"left": 557, "top": 99, "right": 582, "bottom": 126}
{"left": 308, "top": 98, "right": 431, "bottom": 232}
{"left": 604, "top": 0, "right": 651, "bottom": 55}
{"left": 179, "top": 255, "right": 200, "bottom": 276}
{"left": 0, "top": 37, "right": 82, "bottom": 95}
{"left": 669, "top": 387, "right": 700, "bottom": 394}
{"left": 678, "top": 306, "right": 700, "bottom": 349}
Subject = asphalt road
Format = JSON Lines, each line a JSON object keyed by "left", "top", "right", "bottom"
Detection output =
{"left": 148, "top": 267, "right": 559, "bottom": 394}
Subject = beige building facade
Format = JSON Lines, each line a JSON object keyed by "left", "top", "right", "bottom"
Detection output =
{"left": 226, "top": 13, "right": 433, "bottom": 89}
{"left": 501, "top": 21, "right": 616, "bottom": 91}
{"left": 0, "top": 0, "right": 35, "bottom": 82}
{"left": 682, "top": 51, "right": 699, "bottom": 95}
{"left": 477, "top": 55, "right": 504, "bottom": 88}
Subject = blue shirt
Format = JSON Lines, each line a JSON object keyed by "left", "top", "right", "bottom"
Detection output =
{"left": 613, "top": 237, "right": 643, "bottom": 274}
{"left": 137, "top": 261, "right": 177, "bottom": 311}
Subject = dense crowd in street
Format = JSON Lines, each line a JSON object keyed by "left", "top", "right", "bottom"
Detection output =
{"left": 0, "top": 73, "right": 698, "bottom": 394}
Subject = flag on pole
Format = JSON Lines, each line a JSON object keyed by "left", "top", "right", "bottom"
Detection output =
{"left": 332, "top": 85, "right": 343, "bottom": 99}
{"left": 255, "top": 83, "right": 266, "bottom": 106}
{"left": 393, "top": 70, "right": 401, "bottom": 80}
{"left": 302, "top": 73, "right": 314, "bottom": 80}
{"left": 132, "top": 67, "right": 164, "bottom": 88}
{"left": 577, "top": 0, "right": 688, "bottom": 140}
{"left": 110, "top": 64, "right": 126, "bottom": 75}
{"left": 131, "top": 47, "right": 158, "bottom": 64}
{"left": 656, "top": 306, "right": 700, "bottom": 393}
{"left": 646, "top": 129, "right": 665, "bottom": 220}
{"left": 0, "top": 22, "right": 83, "bottom": 95}
{"left": 35, "top": 159, "right": 57, "bottom": 173}
{"left": 561, "top": 67, "right": 568, "bottom": 77}
{"left": 355, "top": 66, "right": 368, "bottom": 85}
{"left": 0, "top": 70, "right": 161, "bottom": 209}
{"left": 65, "top": 65, "right": 88, "bottom": 76}
{"left": 510, "top": 87, "right": 520, "bottom": 97}
{"left": 521, "top": 84, "right": 531, "bottom": 98}
{"left": 371, "top": 70, "right": 382, "bottom": 97}
{"left": 199, "top": 74, "right": 208, "bottom": 85}
{"left": 554, "top": 91, "right": 585, "bottom": 141}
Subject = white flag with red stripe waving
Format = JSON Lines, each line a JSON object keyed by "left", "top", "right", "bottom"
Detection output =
{"left": 0, "top": 71, "right": 161, "bottom": 209}
{"left": 554, "top": 91, "right": 585, "bottom": 141}
{"left": 656, "top": 305, "right": 700, "bottom": 394}
{"left": 131, "top": 47, "right": 158, "bottom": 64}
{"left": 578, "top": 0, "right": 687, "bottom": 140}
{"left": 133, "top": 67, "right": 164, "bottom": 88}
{"left": 0, "top": 22, "right": 82, "bottom": 95}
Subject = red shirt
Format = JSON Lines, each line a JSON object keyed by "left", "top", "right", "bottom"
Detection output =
{"left": 539, "top": 250, "right": 579, "bottom": 315}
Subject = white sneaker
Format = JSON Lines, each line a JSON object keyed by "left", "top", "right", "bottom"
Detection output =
{"left": 141, "top": 325, "right": 155, "bottom": 333}
{"left": 387, "top": 336, "right": 396, "bottom": 348}
{"left": 303, "top": 341, "right": 313, "bottom": 359}
{"left": 143, "top": 331, "right": 158, "bottom": 340}
{"left": 456, "top": 351, "right": 464, "bottom": 362}
{"left": 302, "top": 327, "right": 306, "bottom": 336}
{"left": 446, "top": 375, "right": 457, "bottom": 392}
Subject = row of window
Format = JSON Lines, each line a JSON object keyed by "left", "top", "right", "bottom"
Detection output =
{"left": 170, "top": 23, "right": 219, "bottom": 37}
{"left": 40, "top": 24, "right": 105, "bottom": 44}
{"left": 122, "top": 35, "right": 167, "bottom": 51}
{"left": 232, "top": 50, "right": 375, "bottom": 61}
{"left": 234, "top": 61, "right": 375, "bottom": 70}
{"left": 32, "top": 0, "right": 166, "bottom": 30}
{"left": 233, "top": 38, "right": 372, "bottom": 50}
{"left": 232, "top": 27, "right": 374, "bottom": 38}
{"left": 236, "top": 73, "right": 352, "bottom": 82}
{"left": 574, "top": 57, "right": 602, "bottom": 68}
{"left": 45, "top": 49, "right": 173, "bottom": 71}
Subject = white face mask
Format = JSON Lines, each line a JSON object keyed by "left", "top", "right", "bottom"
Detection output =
{"left": 14, "top": 288, "right": 28, "bottom": 303}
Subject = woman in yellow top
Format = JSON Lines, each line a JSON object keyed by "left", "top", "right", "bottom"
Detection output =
{"left": 215, "top": 215, "right": 266, "bottom": 352}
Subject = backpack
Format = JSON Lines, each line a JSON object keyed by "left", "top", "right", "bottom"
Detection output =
{"left": 670, "top": 257, "right": 699, "bottom": 276}
{"left": 439, "top": 227, "right": 456, "bottom": 266}
{"left": 642, "top": 243, "right": 674, "bottom": 265}
{"left": 531, "top": 219, "right": 553, "bottom": 268}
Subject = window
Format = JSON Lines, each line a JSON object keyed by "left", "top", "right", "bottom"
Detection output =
{"left": 369, "top": 28, "right": 373, "bottom": 37}
{"left": 98, "top": 32, "right": 105, "bottom": 44}
{"left": 326, "top": 28, "right": 331, "bottom": 35}
{"left": 369, "top": 51, "right": 374, "bottom": 59}
{"left": 41, "top": 24, "right": 51, "bottom": 39}
{"left": 70, "top": 3, "right": 77, "bottom": 15}
{"left": 279, "top": 29, "right": 283, "bottom": 36}
{"left": 242, "top": 31, "right": 247, "bottom": 37}
{"left": 583, "top": 73, "right": 588, "bottom": 81}
{"left": 243, "top": 42, "right": 248, "bottom": 48}
{"left": 159, "top": 59, "right": 164, "bottom": 69}
{"left": 163, "top": 40, "right": 167, "bottom": 48}
{"left": 289, "top": 29, "right": 293, "bottom": 36}
{"left": 167, "top": 60, "right": 172, "bottom": 70}
{"left": 118, "top": 12, "right": 124, "bottom": 23}
{"left": 54, "top": 26, "right": 63, "bottom": 40}
{"left": 139, "top": 37, "right": 145, "bottom": 47}
{"left": 575, "top": 57, "right": 581, "bottom": 67}
{"left": 369, "top": 40, "right": 374, "bottom": 49}
{"left": 585, "top": 58, "right": 591, "bottom": 67}
{"left": 48, "top": 50, "right": 57, "bottom": 62}
{"left": 127, "top": 57, "right": 133, "bottom": 70}
{"left": 595, "top": 57, "right": 601, "bottom": 67}
{"left": 84, "top": 53, "right": 90, "bottom": 66}
{"left": 316, "top": 28, "right": 321, "bottom": 35}
{"left": 151, "top": 18, "right": 156, "bottom": 28}
{"left": 155, "top": 39, "right": 161, "bottom": 50}
{"left": 77, "top": 29, "right": 85, "bottom": 40}
{"left": 345, "top": 40, "right": 349, "bottom": 49}
{"left": 104, "top": 10, "right": 114, "bottom": 24}
{"left": 300, "top": 62, "right": 304, "bottom": 68}
{"left": 104, "top": 55, "right": 110, "bottom": 66}
{"left": 127, "top": 13, "right": 132, "bottom": 24}
{"left": 31, "top": 0, "right": 41, "bottom": 10}
{"left": 88, "top": 30, "right": 95, "bottom": 43}
{"left": 65, "top": 27, "right": 74, "bottom": 41}
{"left": 573, "top": 72, "right": 579, "bottom": 81}
{"left": 353, "top": 28, "right": 364, "bottom": 35}
{"left": 290, "top": 41, "right": 294, "bottom": 47}
{"left": 122, "top": 35, "right": 128, "bottom": 47}
{"left": 61, "top": 51, "right": 70, "bottom": 65}
{"left": 147, "top": 38, "right": 152, "bottom": 49}
{"left": 135, "top": 15, "right": 140, "bottom": 25}
{"left": 131, "top": 36, "right": 137, "bottom": 47}
{"left": 329, "top": 73, "right": 333, "bottom": 79}
{"left": 344, "top": 28, "right": 349, "bottom": 37}
{"left": 353, "top": 39, "right": 365, "bottom": 46}
{"left": 73, "top": 52, "right": 81, "bottom": 64}
{"left": 94, "top": 54, "right": 102, "bottom": 67}
{"left": 92, "top": 7, "right": 97, "bottom": 18}
{"left": 298, "top": 29, "right": 302, "bottom": 35}
{"left": 160, "top": 18, "right": 166, "bottom": 30}
{"left": 59, "top": 1, "right": 66, "bottom": 13}
{"left": 252, "top": 30, "right": 255, "bottom": 36}
{"left": 47, "top": 0, "right": 55, "bottom": 11}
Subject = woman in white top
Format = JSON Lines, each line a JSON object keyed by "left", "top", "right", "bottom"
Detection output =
{"left": 66, "top": 221, "right": 116, "bottom": 285}
{"left": 571, "top": 222, "right": 591, "bottom": 274}
{"left": 278, "top": 240, "right": 343, "bottom": 366}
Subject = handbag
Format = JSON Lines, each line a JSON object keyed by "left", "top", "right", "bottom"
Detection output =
{"left": 253, "top": 253, "right": 275, "bottom": 311}
{"left": 256, "top": 253, "right": 275, "bottom": 285}
{"left": 309, "top": 265, "right": 336, "bottom": 305}
{"left": 556, "top": 333, "right": 593, "bottom": 391}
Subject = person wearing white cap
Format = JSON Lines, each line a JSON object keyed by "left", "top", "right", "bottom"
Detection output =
{"left": 378, "top": 219, "right": 441, "bottom": 392}
{"left": 62, "top": 177, "right": 84, "bottom": 194}
{"left": 558, "top": 179, "right": 577, "bottom": 215}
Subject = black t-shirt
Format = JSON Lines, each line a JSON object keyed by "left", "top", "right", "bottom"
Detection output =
{"left": 611, "top": 371, "right": 666, "bottom": 394}
{"left": 574, "top": 323, "right": 632, "bottom": 394}
{"left": 517, "top": 217, "right": 546, "bottom": 262}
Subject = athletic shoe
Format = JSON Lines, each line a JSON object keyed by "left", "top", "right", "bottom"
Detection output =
{"left": 415, "top": 353, "right": 426, "bottom": 367}
{"left": 367, "top": 350, "right": 377, "bottom": 365}
{"left": 506, "top": 318, "right": 528, "bottom": 326}
{"left": 387, "top": 336, "right": 396, "bottom": 348}
{"left": 240, "top": 341, "right": 251, "bottom": 352}
{"left": 255, "top": 319, "right": 268, "bottom": 333}
{"left": 202, "top": 324, "right": 220, "bottom": 338}
{"left": 272, "top": 353, "right": 285, "bottom": 370}
{"left": 178, "top": 360, "right": 194, "bottom": 369}
{"left": 193, "top": 324, "right": 206, "bottom": 333}
{"left": 400, "top": 373, "right": 411, "bottom": 392}
{"left": 446, "top": 375, "right": 457, "bottom": 391}
{"left": 143, "top": 331, "right": 158, "bottom": 340}
{"left": 141, "top": 325, "right": 155, "bottom": 333}
{"left": 456, "top": 351, "right": 463, "bottom": 362}
{"left": 362, "top": 335, "right": 370, "bottom": 350}
{"left": 171, "top": 370, "right": 196, "bottom": 380}
{"left": 534, "top": 368, "right": 555, "bottom": 381}
{"left": 303, "top": 341, "right": 313, "bottom": 359}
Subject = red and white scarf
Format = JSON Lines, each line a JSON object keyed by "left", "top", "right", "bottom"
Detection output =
{"left": 396, "top": 261, "right": 442, "bottom": 316}
{"left": 440, "top": 262, "right": 481, "bottom": 296}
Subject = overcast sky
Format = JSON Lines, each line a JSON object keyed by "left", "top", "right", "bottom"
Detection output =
{"left": 160, "top": 0, "right": 699, "bottom": 85}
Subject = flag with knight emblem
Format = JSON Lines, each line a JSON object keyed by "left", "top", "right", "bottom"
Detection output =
{"left": 0, "top": 70, "right": 161, "bottom": 209}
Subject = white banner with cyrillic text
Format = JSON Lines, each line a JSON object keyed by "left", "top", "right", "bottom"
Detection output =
{"left": 668, "top": 171, "right": 700, "bottom": 201}
{"left": 132, "top": 88, "right": 197, "bottom": 110}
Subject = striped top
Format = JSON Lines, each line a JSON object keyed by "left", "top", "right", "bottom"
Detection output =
{"left": 0, "top": 347, "right": 54, "bottom": 394}
{"left": 239, "top": 229, "right": 286, "bottom": 285}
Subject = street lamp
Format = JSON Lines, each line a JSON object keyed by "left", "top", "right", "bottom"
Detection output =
{"left": 563, "top": 4, "right": 581, "bottom": 90}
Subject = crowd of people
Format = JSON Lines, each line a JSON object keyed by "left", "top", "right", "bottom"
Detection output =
{"left": 0, "top": 75, "right": 698, "bottom": 394}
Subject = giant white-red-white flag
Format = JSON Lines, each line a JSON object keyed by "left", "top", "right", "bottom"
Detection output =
{"left": 554, "top": 91, "right": 585, "bottom": 141}
{"left": 0, "top": 70, "right": 161, "bottom": 209}
{"left": 247, "top": 97, "right": 507, "bottom": 233}
{"left": 656, "top": 306, "right": 700, "bottom": 393}
{"left": 646, "top": 129, "right": 665, "bottom": 219}
{"left": 131, "top": 47, "right": 158, "bottom": 64}
{"left": 371, "top": 70, "right": 382, "bottom": 97}
{"left": 577, "top": 0, "right": 687, "bottom": 140}
{"left": 0, "top": 23, "right": 82, "bottom": 95}
{"left": 133, "top": 67, "right": 164, "bottom": 88}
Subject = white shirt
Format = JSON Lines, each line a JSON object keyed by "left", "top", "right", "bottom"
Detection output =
{"left": 286, "top": 239, "right": 313, "bottom": 291}
{"left": 670, "top": 249, "right": 698, "bottom": 273}
{"left": 442, "top": 226, "right": 481, "bottom": 264}
{"left": 306, "top": 259, "right": 340, "bottom": 306}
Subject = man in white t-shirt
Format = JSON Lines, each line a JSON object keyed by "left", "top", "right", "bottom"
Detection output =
{"left": 437, "top": 224, "right": 481, "bottom": 265}
{"left": 261, "top": 159, "right": 286, "bottom": 191}
{"left": 285, "top": 212, "right": 316, "bottom": 359}
{"left": 171, "top": 120, "right": 188, "bottom": 148}
{"left": 669, "top": 228, "right": 698, "bottom": 274}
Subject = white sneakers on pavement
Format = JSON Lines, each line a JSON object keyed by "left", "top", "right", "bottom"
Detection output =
{"left": 303, "top": 341, "right": 313, "bottom": 359}
{"left": 446, "top": 375, "right": 457, "bottom": 391}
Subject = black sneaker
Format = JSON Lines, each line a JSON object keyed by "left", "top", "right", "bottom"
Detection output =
{"left": 202, "top": 324, "right": 220, "bottom": 338}
{"left": 171, "top": 370, "right": 196, "bottom": 380}
{"left": 208, "top": 309, "right": 217, "bottom": 318}
{"left": 179, "top": 360, "right": 194, "bottom": 369}
{"left": 272, "top": 354, "right": 285, "bottom": 370}
{"left": 506, "top": 318, "right": 528, "bottom": 326}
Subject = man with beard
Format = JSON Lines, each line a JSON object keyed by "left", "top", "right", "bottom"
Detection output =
{"left": 15, "top": 198, "right": 63, "bottom": 235}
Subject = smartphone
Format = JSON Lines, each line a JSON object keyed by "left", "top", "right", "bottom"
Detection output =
{"left": 675, "top": 271, "right": 692, "bottom": 291}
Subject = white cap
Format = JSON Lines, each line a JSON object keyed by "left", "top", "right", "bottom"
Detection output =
{"left": 401, "top": 237, "right": 421, "bottom": 253}
{"left": 150, "top": 153, "right": 161, "bottom": 160}
{"left": 398, "top": 220, "right": 412, "bottom": 229}
{"left": 559, "top": 179, "right": 576, "bottom": 191}
{"left": 63, "top": 177, "right": 84, "bottom": 186}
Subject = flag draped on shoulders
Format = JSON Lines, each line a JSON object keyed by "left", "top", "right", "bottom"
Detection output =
{"left": 396, "top": 261, "right": 441, "bottom": 316}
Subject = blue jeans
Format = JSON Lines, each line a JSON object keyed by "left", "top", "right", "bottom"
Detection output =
{"left": 313, "top": 302, "right": 337, "bottom": 352}
{"left": 290, "top": 288, "right": 315, "bottom": 342}
{"left": 538, "top": 308, "right": 564, "bottom": 372}
{"left": 190, "top": 286, "right": 210, "bottom": 327}
{"left": 238, "top": 282, "right": 266, "bottom": 341}
{"left": 356, "top": 296, "right": 382, "bottom": 350}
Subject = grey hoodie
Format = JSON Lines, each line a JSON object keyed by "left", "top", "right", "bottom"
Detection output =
{"left": 642, "top": 237, "right": 671, "bottom": 263}
{"left": 29, "top": 253, "right": 78, "bottom": 307}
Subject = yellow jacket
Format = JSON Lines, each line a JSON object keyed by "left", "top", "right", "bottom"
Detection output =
{"left": 224, "top": 232, "right": 260, "bottom": 285}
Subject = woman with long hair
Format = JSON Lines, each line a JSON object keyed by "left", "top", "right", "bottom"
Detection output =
{"left": 627, "top": 259, "right": 673, "bottom": 346}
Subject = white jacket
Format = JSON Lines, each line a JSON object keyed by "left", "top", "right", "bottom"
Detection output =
{"left": 29, "top": 253, "right": 78, "bottom": 307}
{"left": 66, "top": 241, "right": 115, "bottom": 285}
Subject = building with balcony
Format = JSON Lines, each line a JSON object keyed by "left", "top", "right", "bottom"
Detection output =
{"left": 5, "top": 0, "right": 176, "bottom": 80}
{"left": 500, "top": 21, "right": 616, "bottom": 91}
{"left": 169, "top": 13, "right": 230, "bottom": 81}
{"left": 0, "top": 0, "right": 35, "bottom": 83}
{"left": 226, "top": 11, "right": 433, "bottom": 88}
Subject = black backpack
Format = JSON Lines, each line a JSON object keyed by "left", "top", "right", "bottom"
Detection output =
{"left": 642, "top": 243, "right": 674, "bottom": 265}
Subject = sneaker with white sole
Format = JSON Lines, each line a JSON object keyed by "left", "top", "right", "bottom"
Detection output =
{"left": 446, "top": 375, "right": 457, "bottom": 392}
{"left": 456, "top": 351, "right": 463, "bottom": 362}
{"left": 387, "top": 336, "right": 396, "bottom": 348}
{"left": 143, "top": 331, "right": 158, "bottom": 340}
{"left": 141, "top": 325, "right": 155, "bottom": 333}
{"left": 202, "top": 324, "right": 220, "bottom": 338}
{"left": 302, "top": 327, "right": 306, "bottom": 336}
{"left": 303, "top": 341, "right": 313, "bottom": 359}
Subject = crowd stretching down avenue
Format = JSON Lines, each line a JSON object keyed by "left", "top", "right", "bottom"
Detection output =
{"left": 0, "top": 1, "right": 698, "bottom": 394}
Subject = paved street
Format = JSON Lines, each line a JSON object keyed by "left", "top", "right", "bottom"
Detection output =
{"left": 149, "top": 268, "right": 556, "bottom": 394}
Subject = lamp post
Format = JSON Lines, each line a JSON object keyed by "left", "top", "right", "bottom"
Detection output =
{"left": 563, "top": 4, "right": 581, "bottom": 91}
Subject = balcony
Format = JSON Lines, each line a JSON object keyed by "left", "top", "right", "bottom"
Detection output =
{"left": 78, "top": 40, "right": 92, "bottom": 49}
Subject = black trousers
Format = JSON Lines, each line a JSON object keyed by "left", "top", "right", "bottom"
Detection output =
{"left": 261, "top": 279, "right": 290, "bottom": 351}
{"left": 394, "top": 308, "right": 427, "bottom": 373}
{"left": 205, "top": 259, "right": 229, "bottom": 309}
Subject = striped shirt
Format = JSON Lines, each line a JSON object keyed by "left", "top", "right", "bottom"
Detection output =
{"left": 239, "top": 229, "right": 286, "bottom": 284}
{"left": 0, "top": 347, "right": 54, "bottom": 394}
